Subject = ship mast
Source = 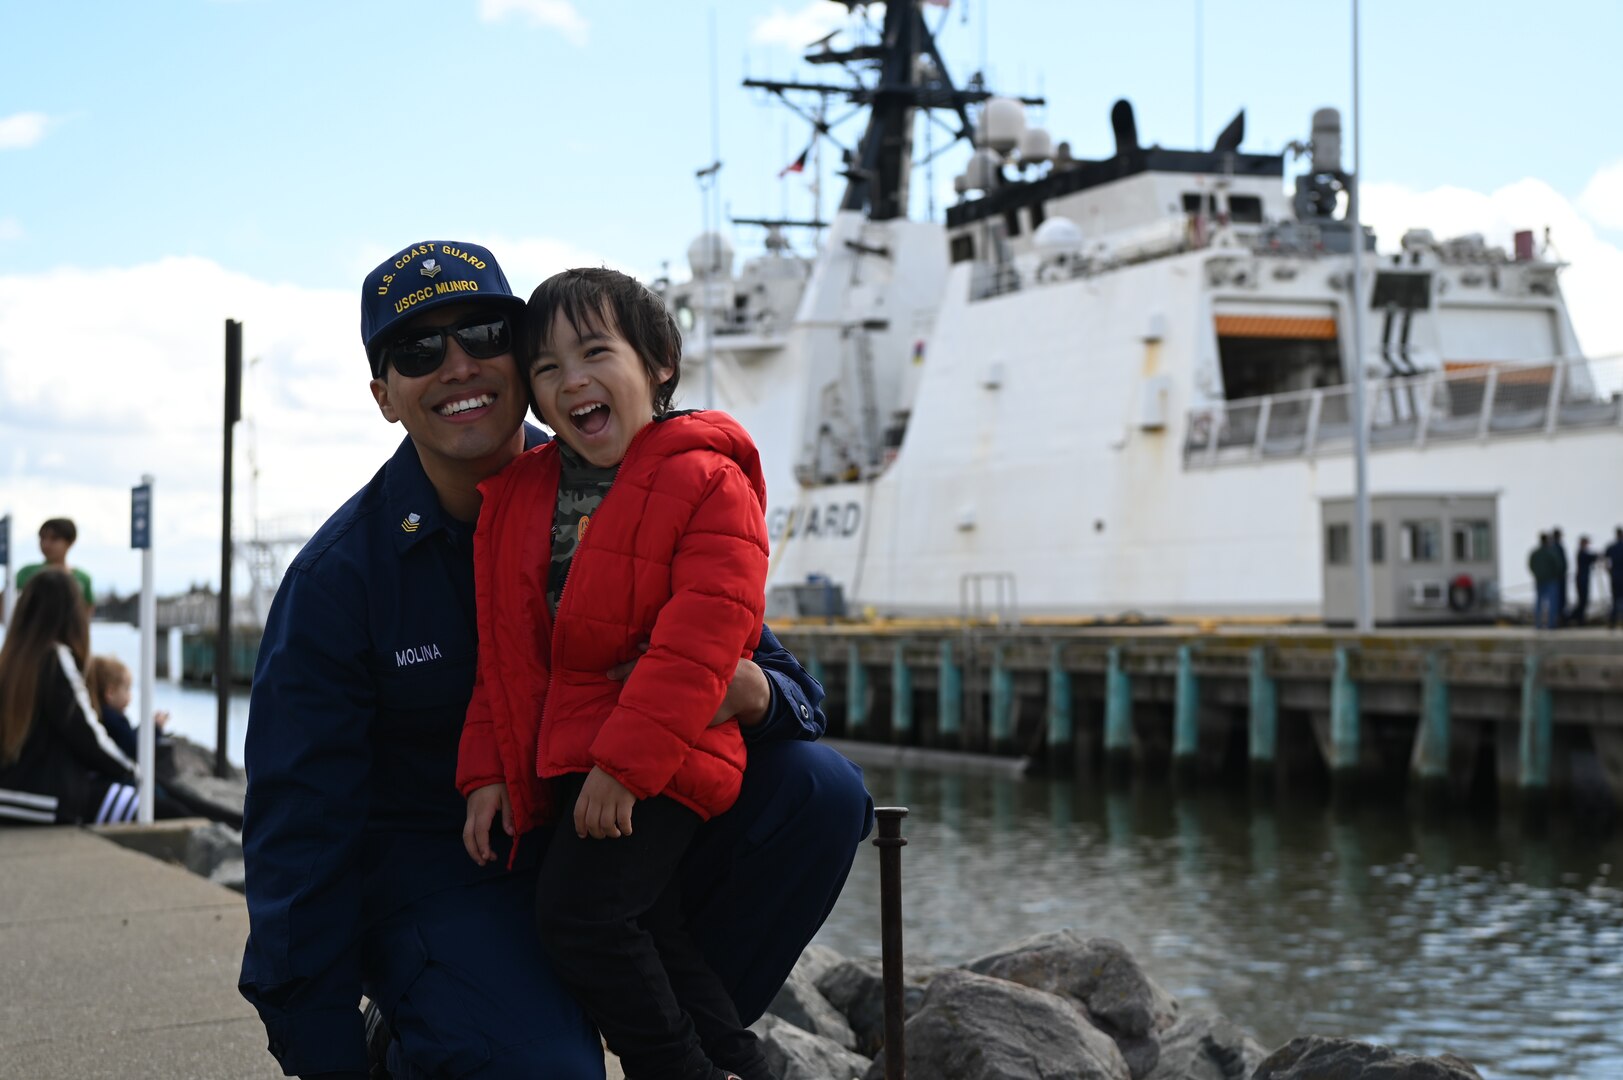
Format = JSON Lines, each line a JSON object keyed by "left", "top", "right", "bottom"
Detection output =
{"left": 743, "top": 0, "right": 1039, "bottom": 223}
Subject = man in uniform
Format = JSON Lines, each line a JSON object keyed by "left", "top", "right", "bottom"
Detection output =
{"left": 238, "top": 240, "right": 872, "bottom": 1079}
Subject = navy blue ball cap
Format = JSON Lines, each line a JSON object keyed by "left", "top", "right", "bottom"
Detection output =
{"left": 361, "top": 240, "right": 526, "bottom": 377}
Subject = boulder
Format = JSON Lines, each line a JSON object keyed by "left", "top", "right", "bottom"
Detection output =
{"left": 816, "top": 957, "right": 943, "bottom": 1057}
{"left": 1144, "top": 1013, "right": 1267, "bottom": 1080}
{"left": 750, "top": 1014, "right": 871, "bottom": 1080}
{"left": 792, "top": 943, "right": 847, "bottom": 988}
{"left": 767, "top": 966, "right": 858, "bottom": 1050}
{"left": 861, "top": 969, "right": 1130, "bottom": 1080}
{"left": 967, "top": 930, "right": 1179, "bottom": 1078}
{"left": 183, "top": 820, "right": 243, "bottom": 879}
{"left": 1252, "top": 1036, "right": 1484, "bottom": 1079}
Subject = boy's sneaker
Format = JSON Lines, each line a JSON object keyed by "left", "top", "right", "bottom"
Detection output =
{"left": 362, "top": 999, "right": 393, "bottom": 1080}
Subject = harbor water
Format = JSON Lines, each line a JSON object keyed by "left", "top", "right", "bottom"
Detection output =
{"left": 74, "top": 624, "right": 1623, "bottom": 1078}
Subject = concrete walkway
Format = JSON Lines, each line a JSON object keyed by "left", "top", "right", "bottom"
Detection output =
{"left": 0, "top": 824, "right": 279, "bottom": 1079}
{"left": 0, "top": 824, "right": 626, "bottom": 1080}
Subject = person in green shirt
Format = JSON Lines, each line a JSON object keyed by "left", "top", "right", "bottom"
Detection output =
{"left": 15, "top": 518, "right": 94, "bottom": 611}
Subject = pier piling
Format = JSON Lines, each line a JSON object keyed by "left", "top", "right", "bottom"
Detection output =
{"left": 991, "top": 644, "right": 1015, "bottom": 756}
{"left": 1105, "top": 646, "right": 1133, "bottom": 772}
{"left": 1047, "top": 643, "right": 1074, "bottom": 774}
{"left": 1331, "top": 646, "right": 1362, "bottom": 802}
{"left": 1519, "top": 651, "right": 1552, "bottom": 813}
{"left": 891, "top": 641, "right": 913, "bottom": 745}
{"left": 1173, "top": 644, "right": 1200, "bottom": 780}
{"left": 1248, "top": 645, "right": 1277, "bottom": 786}
{"left": 938, "top": 640, "right": 962, "bottom": 749}
{"left": 847, "top": 643, "right": 868, "bottom": 739}
{"left": 1414, "top": 650, "right": 1451, "bottom": 807}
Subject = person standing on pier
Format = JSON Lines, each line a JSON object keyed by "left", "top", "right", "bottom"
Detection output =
{"left": 237, "top": 240, "right": 871, "bottom": 1080}
{"left": 1550, "top": 527, "right": 1570, "bottom": 626}
{"left": 1529, "top": 532, "right": 1561, "bottom": 630}
{"left": 14, "top": 518, "right": 94, "bottom": 612}
{"left": 1605, "top": 527, "right": 1623, "bottom": 631}
{"left": 1572, "top": 536, "right": 1598, "bottom": 626}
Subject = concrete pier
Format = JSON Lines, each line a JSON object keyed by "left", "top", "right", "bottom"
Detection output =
{"left": 785, "top": 623, "right": 1623, "bottom": 813}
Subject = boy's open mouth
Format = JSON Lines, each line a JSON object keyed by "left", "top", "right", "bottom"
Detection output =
{"left": 571, "top": 402, "right": 610, "bottom": 435}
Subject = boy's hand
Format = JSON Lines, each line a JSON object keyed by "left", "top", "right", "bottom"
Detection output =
{"left": 606, "top": 644, "right": 767, "bottom": 729}
{"left": 462, "top": 782, "right": 512, "bottom": 866}
{"left": 574, "top": 766, "right": 635, "bottom": 840}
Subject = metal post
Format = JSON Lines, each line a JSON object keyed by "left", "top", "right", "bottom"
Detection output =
{"left": 218, "top": 319, "right": 242, "bottom": 778}
{"left": 135, "top": 478, "right": 156, "bottom": 823}
{"left": 1347, "top": 0, "right": 1374, "bottom": 633}
{"left": 891, "top": 640, "right": 912, "bottom": 744}
{"left": 847, "top": 642, "right": 867, "bottom": 739}
{"left": 1173, "top": 643, "right": 1200, "bottom": 768}
{"left": 1104, "top": 645, "right": 1132, "bottom": 765}
{"left": 938, "top": 639, "right": 961, "bottom": 746}
{"left": 1248, "top": 645, "right": 1276, "bottom": 777}
{"left": 874, "top": 806, "right": 909, "bottom": 1080}
{"left": 1046, "top": 642, "right": 1073, "bottom": 770}
{"left": 990, "top": 644, "right": 1014, "bottom": 755}
{"left": 0, "top": 513, "right": 12, "bottom": 627}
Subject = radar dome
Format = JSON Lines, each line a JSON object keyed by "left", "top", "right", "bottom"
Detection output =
{"left": 980, "top": 96, "right": 1026, "bottom": 154}
{"left": 1019, "top": 126, "right": 1052, "bottom": 164}
{"left": 963, "top": 148, "right": 1004, "bottom": 192}
{"left": 1033, "top": 216, "right": 1084, "bottom": 255}
{"left": 687, "top": 232, "right": 734, "bottom": 279}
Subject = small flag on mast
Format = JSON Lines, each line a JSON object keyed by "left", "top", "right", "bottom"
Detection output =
{"left": 778, "top": 147, "right": 808, "bottom": 178}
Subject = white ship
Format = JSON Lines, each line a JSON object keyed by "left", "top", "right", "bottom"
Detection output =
{"left": 661, "top": 0, "right": 1621, "bottom": 623}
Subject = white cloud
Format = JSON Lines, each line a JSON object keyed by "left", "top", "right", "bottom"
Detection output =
{"left": 1578, "top": 160, "right": 1623, "bottom": 232}
{"left": 0, "top": 218, "right": 21, "bottom": 241}
{"left": 0, "top": 112, "right": 51, "bottom": 151}
{"left": 477, "top": 0, "right": 588, "bottom": 47}
{"left": 1362, "top": 176, "right": 1623, "bottom": 359}
{"left": 751, "top": 1, "right": 866, "bottom": 48}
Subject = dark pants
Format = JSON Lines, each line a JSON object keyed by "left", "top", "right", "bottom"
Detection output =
{"left": 537, "top": 776, "right": 771, "bottom": 1080}
{"left": 366, "top": 740, "right": 871, "bottom": 1079}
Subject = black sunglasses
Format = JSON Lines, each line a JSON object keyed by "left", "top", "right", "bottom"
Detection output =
{"left": 376, "top": 313, "right": 514, "bottom": 378}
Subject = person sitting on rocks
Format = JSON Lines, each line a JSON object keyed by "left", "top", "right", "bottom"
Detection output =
{"left": 0, "top": 570, "right": 139, "bottom": 824}
{"left": 86, "top": 655, "right": 168, "bottom": 763}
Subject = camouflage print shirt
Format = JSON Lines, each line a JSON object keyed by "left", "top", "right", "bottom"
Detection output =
{"left": 547, "top": 443, "right": 618, "bottom": 616}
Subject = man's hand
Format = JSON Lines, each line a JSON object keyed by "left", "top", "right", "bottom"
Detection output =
{"left": 574, "top": 766, "right": 635, "bottom": 839}
{"left": 606, "top": 645, "right": 770, "bottom": 729}
{"left": 462, "top": 782, "right": 512, "bottom": 866}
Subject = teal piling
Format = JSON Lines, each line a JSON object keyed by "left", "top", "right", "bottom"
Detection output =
{"left": 1330, "top": 646, "right": 1361, "bottom": 800}
{"left": 1104, "top": 645, "right": 1133, "bottom": 771}
{"left": 1415, "top": 650, "right": 1451, "bottom": 806}
{"left": 1047, "top": 642, "right": 1074, "bottom": 774}
{"left": 1519, "top": 651, "right": 1552, "bottom": 809}
{"left": 891, "top": 640, "right": 913, "bottom": 745}
{"left": 1173, "top": 644, "right": 1200, "bottom": 778}
{"left": 847, "top": 642, "right": 868, "bottom": 739}
{"left": 990, "top": 644, "right": 1015, "bottom": 756}
{"left": 808, "top": 652, "right": 826, "bottom": 694}
{"left": 1248, "top": 645, "right": 1277, "bottom": 784}
{"left": 938, "top": 639, "right": 962, "bottom": 748}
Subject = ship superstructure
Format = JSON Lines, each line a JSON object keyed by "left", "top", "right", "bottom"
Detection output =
{"left": 661, "top": 0, "right": 1620, "bottom": 622}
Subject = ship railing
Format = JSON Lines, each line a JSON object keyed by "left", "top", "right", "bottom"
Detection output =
{"left": 1182, "top": 352, "right": 1623, "bottom": 467}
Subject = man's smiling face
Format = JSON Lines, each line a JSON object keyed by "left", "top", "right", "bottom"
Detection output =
{"left": 369, "top": 301, "right": 528, "bottom": 475}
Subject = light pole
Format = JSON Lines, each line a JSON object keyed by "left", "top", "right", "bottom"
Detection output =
{"left": 1348, "top": 0, "right": 1374, "bottom": 633}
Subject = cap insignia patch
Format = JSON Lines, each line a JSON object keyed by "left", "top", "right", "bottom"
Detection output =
{"left": 420, "top": 259, "right": 442, "bottom": 279}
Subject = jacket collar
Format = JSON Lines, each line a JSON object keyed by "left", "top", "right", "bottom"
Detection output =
{"left": 384, "top": 425, "right": 553, "bottom": 552}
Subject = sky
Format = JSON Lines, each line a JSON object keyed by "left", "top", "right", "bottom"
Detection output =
{"left": 2, "top": 0, "right": 1621, "bottom": 596}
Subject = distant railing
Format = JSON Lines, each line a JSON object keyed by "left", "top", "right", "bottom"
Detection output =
{"left": 1183, "top": 354, "right": 1623, "bottom": 467}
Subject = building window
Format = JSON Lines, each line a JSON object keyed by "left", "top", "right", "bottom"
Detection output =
{"left": 1451, "top": 520, "right": 1493, "bottom": 562}
{"left": 1401, "top": 520, "right": 1441, "bottom": 563}
{"left": 1326, "top": 523, "right": 1351, "bottom": 565}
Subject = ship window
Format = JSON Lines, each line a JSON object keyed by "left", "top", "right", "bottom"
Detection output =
{"left": 1451, "top": 520, "right": 1493, "bottom": 562}
{"left": 1004, "top": 209, "right": 1022, "bottom": 238}
{"left": 1371, "top": 522, "right": 1385, "bottom": 564}
{"left": 1371, "top": 271, "right": 1432, "bottom": 311}
{"left": 1228, "top": 195, "right": 1263, "bottom": 223}
{"left": 950, "top": 233, "right": 976, "bottom": 264}
{"left": 1400, "top": 520, "right": 1442, "bottom": 563}
{"left": 1215, "top": 314, "right": 1343, "bottom": 400}
{"left": 1182, "top": 193, "right": 1216, "bottom": 214}
{"left": 1326, "top": 523, "right": 1351, "bottom": 565}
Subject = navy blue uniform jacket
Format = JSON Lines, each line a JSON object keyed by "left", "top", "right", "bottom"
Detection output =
{"left": 238, "top": 428, "right": 825, "bottom": 1076}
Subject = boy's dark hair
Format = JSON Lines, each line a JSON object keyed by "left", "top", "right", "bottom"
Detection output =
{"left": 525, "top": 268, "right": 683, "bottom": 417}
{"left": 39, "top": 518, "right": 77, "bottom": 544}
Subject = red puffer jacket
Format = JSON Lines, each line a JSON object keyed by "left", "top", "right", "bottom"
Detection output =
{"left": 456, "top": 411, "right": 769, "bottom": 844}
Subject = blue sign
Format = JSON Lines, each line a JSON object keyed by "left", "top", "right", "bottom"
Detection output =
{"left": 0, "top": 514, "right": 9, "bottom": 567}
{"left": 131, "top": 484, "right": 152, "bottom": 550}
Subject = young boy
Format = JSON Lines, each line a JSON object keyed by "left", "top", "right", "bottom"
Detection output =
{"left": 16, "top": 518, "right": 94, "bottom": 610}
{"left": 457, "top": 268, "right": 775, "bottom": 1080}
